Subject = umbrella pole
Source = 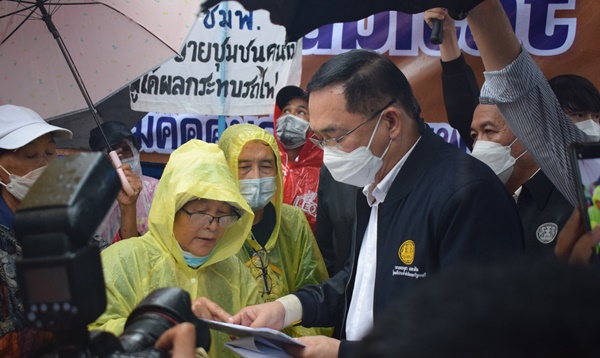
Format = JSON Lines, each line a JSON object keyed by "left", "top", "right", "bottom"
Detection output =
{"left": 37, "top": 0, "right": 135, "bottom": 196}
{"left": 36, "top": 0, "right": 113, "bottom": 152}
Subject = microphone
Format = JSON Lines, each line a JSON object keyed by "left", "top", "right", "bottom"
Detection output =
{"left": 430, "top": 18, "right": 443, "bottom": 45}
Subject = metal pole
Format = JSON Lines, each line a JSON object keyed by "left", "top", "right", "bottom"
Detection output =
{"left": 37, "top": 0, "right": 113, "bottom": 152}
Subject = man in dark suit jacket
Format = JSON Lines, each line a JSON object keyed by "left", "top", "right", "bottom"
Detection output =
{"left": 201, "top": 49, "right": 525, "bottom": 358}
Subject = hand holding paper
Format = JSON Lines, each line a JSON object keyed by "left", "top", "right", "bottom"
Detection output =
{"left": 232, "top": 301, "right": 286, "bottom": 330}
{"left": 201, "top": 319, "right": 305, "bottom": 358}
{"left": 192, "top": 296, "right": 235, "bottom": 322}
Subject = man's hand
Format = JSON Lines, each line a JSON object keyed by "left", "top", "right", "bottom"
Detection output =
{"left": 192, "top": 297, "right": 234, "bottom": 322}
{"left": 117, "top": 164, "right": 142, "bottom": 207}
{"left": 231, "top": 301, "right": 285, "bottom": 330}
{"left": 116, "top": 163, "right": 142, "bottom": 239}
{"left": 423, "top": 8, "right": 460, "bottom": 61}
{"left": 155, "top": 323, "right": 197, "bottom": 358}
{"left": 423, "top": 8, "right": 450, "bottom": 28}
{"left": 555, "top": 208, "right": 600, "bottom": 266}
{"left": 286, "top": 336, "right": 341, "bottom": 358}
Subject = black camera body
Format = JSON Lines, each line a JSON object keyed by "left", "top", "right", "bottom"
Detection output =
{"left": 14, "top": 153, "right": 210, "bottom": 357}
{"left": 89, "top": 286, "right": 210, "bottom": 358}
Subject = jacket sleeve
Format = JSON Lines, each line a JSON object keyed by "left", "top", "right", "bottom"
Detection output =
{"left": 437, "top": 177, "right": 524, "bottom": 265}
{"left": 441, "top": 53, "right": 479, "bottom": 151}
{"left": 315, "top": 166, "right": 336, "bottom": 276}
{"left": 338, "top": 340, "right": 360, "bottom": 358}
{"left": 480, "top": 49, "right": 587, "bottom": 207}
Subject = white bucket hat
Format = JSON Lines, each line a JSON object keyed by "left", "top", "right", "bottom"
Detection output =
{"left": 0, "top": 104, "right": 72, "bottom": 150}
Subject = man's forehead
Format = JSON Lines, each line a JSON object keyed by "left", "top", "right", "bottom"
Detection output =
{"left": 284, "top": 97, "right": 308, "bottom": 108}
{"left": 308, "top": 87, "right": 350, "bottom": 134}
{"left": 472, "top": 108, "right": 506, "bottom": 129}
{"left": 472, "top": 118, "right": 500, "bottom": 130}
{"left": 239, "top": 141, "right": 275, "bottom": 161}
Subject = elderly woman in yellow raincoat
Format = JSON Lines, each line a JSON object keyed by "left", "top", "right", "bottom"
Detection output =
{"left": 90, "top": 140, "right": 259, "bottom": 357}
{"left": 217, "top": 124, "right": 331, "bottom": 337}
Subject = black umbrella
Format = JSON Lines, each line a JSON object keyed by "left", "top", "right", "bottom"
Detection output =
{"left": 201, "top": 0, "right": 483, "bottom": 42}
{"left": 50, "top": 87, "right": 146, "bottom": 150}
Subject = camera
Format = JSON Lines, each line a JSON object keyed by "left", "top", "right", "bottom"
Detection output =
{"left": 88, "top": 287, "right": 211, "bottom": 357}
{"left": 14, "top": 152, "right": 210, "bottom": 356}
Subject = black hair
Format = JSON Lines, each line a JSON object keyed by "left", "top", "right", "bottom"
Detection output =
{"left": 306, "top": 49, "right": 421, "bottom": 120}
{"left": 354, "top": 256, "right": 600, "bottom": 358}
{"left": 549, "top": 74, "right": 600, "bottom": 114}
{"left": 230, "top": 205, "right": 242, "bottom": 219}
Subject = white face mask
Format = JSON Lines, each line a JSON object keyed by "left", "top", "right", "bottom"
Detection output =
{"left": 323, "top": 111, "right": 391, "bottom": 187}
{"left": 576, "top": 119, "right": 600, "bottom": 142}
{"left": 0, "top": 164, "right": 47, "bottom": 201}
{"left": 239, "top": 176, "right": 277, "bottom": 211}
{"left": 276, "top": 114, "right": 310, "bottom": 149}
{"left": 471, "top": 139, "right": 526, "bottom": 184}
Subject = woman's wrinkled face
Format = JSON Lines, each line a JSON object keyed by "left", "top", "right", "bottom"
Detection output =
{"left": 173, "top": 199, "right": 233, "bottom": 257}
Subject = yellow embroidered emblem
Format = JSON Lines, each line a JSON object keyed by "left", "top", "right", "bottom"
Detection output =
{"left": 398, "top": 240, "right": 415, "bottom": 265}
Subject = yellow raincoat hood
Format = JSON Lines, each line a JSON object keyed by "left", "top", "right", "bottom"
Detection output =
{"left": 218, "top": 124, "right": 283, "bottom": 250}
{"left": 149, "top": 139, "right": 253, "bottom": 268}
{"left": 218, "top": 124, "right": 332, "bottom": 337}
{"left": 91, "top": 140, "right": 260, "bottom": 357}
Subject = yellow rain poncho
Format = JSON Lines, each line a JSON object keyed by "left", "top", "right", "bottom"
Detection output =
{"left": 218, "top": 124, "right": 331, "bottom": 337}
{"left": 90, "top": 140, "right": 259, "bottom": 358}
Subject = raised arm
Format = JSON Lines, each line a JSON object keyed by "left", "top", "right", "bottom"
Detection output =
{"left": 426, "top": 8, "right": 479, "bottom": 150}
{"left": 467, "top": 0, "right": 588, "bottom": 206}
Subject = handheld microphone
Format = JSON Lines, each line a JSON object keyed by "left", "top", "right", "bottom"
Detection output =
{"left": 430, "top": 18, "right": 443, "bottom": 45}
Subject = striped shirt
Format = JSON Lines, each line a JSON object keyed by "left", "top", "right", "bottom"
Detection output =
{"left": 480, "top": 48, "right": 591, "bottom": 207}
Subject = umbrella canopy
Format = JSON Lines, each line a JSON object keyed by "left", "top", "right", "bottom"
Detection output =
{"left": 201, "top": 0, "right": 484, "bottom": 42}
{"left": 51, "top": 86, "right": 145, "bottom": 149}
{"left": 0, "top": 0, "right": 200, "bottom": 121}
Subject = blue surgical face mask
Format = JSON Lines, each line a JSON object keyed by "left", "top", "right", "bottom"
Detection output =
{"left": 179, "top": 244, "right": 217, "bottom": 268}
{"left": 239, "top": 176, "right": 277, "bottom": 211}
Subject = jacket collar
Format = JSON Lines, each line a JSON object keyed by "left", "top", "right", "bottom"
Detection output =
{"left": 521, "top": 170, "right": 557, "bottom": 210}
{"left": 383, "top": 128, "right": 445, "bottom": 203}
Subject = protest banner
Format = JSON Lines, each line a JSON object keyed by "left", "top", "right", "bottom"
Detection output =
{"left": 133, "top": 0, "right": 599, "bottom": 154}
{"left": 130, "top": 2, "right": 302, "bottom": 116}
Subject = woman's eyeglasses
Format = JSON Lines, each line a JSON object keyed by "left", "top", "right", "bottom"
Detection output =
{"left": 180, "top": 208, "right": 240, "bottom": 229}
{"left": 251, "top": 249, "right": 272, "bottom": 295}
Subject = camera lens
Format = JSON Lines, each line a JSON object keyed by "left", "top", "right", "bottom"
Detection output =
{"left": 116, "top": 287, "right": 211, "bottom": 353}
{"left": 118, "top": 312, "right": 178, "bottom": 352}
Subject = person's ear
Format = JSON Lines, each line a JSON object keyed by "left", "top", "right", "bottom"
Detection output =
{"left": 384, "top": 107, "right": 404, "bottom": 140}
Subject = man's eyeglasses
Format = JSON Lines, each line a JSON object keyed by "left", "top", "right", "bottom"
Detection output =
{"left": 180, "top": 208, "right": 240, "bottom": 229}
{"left": 251, "top": 249, "right": 272, "bottom": 295}
{"left": 309, "top": 99, "right": 397, "bottom": 149}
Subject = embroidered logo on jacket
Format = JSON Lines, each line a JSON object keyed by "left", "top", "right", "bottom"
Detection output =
{"left": 536, "top": 223, "right": 558, "bottom": 244}
{"left": 398, "top": 240, "right": 415, "bottom": 265}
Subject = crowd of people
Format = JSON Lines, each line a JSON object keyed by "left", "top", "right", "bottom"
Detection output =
{"left": 1, "top": 0, "right": 600, "bottom": 357}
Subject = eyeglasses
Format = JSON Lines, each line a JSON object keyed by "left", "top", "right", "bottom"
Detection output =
{"left": 309, "top": 99, "right": 397, "bottom": 149}
{"left": 251, "top": 249, "right": 272, "bottom": 295}
{"left": 180, "top": 208, "right": 240, "bottom": 229}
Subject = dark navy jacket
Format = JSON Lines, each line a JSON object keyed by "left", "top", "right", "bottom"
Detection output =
{"left": 294, "top": 128, "right": 525, "bottom": 356}
{"left": 518, "top": 170, "right": 572, "bottom": 254}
